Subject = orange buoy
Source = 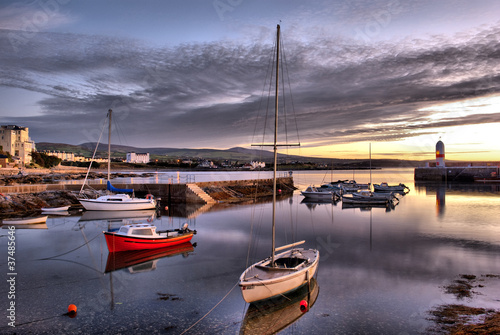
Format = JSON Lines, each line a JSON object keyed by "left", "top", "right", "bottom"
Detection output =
{"left": 300, "top": 300, "right": 308, "bottom": 312}
{"left": 68, "top": 304, "right": 77, "bottom": 314}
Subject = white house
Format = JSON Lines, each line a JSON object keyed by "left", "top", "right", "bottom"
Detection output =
{"left": 126, "top": 152, "right": 150, "bottom": 164}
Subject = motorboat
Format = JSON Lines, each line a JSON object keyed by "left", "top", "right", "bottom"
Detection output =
{"left": 342, "top": 192, "right": 392, "bottom": 205}
{"left": 373, "top": 182, "right": 409, "bottom": 193}
{"left": 351, "top": 190, "right": 396, "bottom": 201}
{"left": 300, "top": 186, "right": 335, "bottom": 200}
{"left": 103, "top": 223, "right": 196, "bottom": 252}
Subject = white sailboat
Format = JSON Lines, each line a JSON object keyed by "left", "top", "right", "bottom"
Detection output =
{"left": 239, "top": 25, "right": 319, "bottom": 304}
{"left": 78, "top": 109, "right": 157, "bottom": 211}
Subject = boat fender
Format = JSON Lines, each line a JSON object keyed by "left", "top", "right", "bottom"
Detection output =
{"left": 146, "top": 194, "right": 153, "bottom": 200}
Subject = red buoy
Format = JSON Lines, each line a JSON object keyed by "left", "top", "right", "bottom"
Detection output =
{"left": 300, "top": 300, "right": 308, "bottom": 312}
{"left": 67, "top": 304, "right": 77, "bottom": 317}
{"left": 68, "top": 304, "right": 77, "bottom": 313}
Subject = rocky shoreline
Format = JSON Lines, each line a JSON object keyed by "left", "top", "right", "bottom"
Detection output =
{"left": 0, "top": 171, "right": 156, "bottom": 217}
{"left": 0, "top": 190, "right": 83, "bottom": 217}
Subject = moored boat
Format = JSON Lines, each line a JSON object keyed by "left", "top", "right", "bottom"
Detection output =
{"left": 78, "top": 109, "right": 157, "bottom": 211}
{"left": 79, "top": 190, "right": 157, "bottom": 211}
{"left": 239, "top": 243, "right": 319, "bottom": 303}
{"left": 373, "top": 182, "right": 409, "bottom": 193}
{"left": 351, "top": 190, "right": 396, "bottom": 201}
{"left": 300, "top": 186, "right": 335, "bottom": 200}
{"left": 342, "top": 192, "right": 391, "bottom": 205}
{"left": 103, "top": 223, "right": 196, "bottom": 252}
{"left": 41, "top": 205, "right": 70, "bottom": 212}
{"left": 239, "top": 24, "right": 319, "bottom": 304}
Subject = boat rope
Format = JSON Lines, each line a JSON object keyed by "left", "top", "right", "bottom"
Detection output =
{"left": 79, "top": 116, "right": 107, "bottom": 195}
{"left": 179, "top": 281, "right": 239, "bottom": 335}
{"left": 37, "top": 233, "right": 101, "bottom": 260}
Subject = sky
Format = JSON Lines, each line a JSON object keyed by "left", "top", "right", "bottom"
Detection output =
{"left": 1, "top": 0, "right": 500, "bottom": 161}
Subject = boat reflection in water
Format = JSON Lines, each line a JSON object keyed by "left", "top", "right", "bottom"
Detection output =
{"left": 341, "top": 202, "right": 395, "bottom": 212}
{"left": 78, "top": 209, "right": 158, "bottom": 232}
{"left": 240, "top": 277, "right": 319, "bottom": 335}
{"left": 79, "top": 209, "right": 157, "bottom": 222}
{"left": 1, "top": 223, "right": 48, "bottom": 229}
{"left": 105, "top": 241, "right": 195, "bottom": 273}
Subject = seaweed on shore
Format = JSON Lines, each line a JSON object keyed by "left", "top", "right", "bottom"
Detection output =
{"left": 428, "top": 304, "right": 500, "bottom": 334}
{"left": 427, "top": 274, "right": 500, "bottom": 334}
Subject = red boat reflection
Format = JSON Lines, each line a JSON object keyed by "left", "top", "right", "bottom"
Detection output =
{"left": 105, "top": 241, "right": 195, "bottom": 273}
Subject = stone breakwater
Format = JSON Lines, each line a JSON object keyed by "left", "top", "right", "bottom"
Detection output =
{"left": 0, "top": 173, "right": 296, "bottom": 217}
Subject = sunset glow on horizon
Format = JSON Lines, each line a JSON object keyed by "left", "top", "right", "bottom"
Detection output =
{"left": 1, "top": 0, "right": 500, "bottom": 163}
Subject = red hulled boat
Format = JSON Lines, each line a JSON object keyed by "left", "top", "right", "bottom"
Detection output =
{"left": 103, "top": 223, "right": 196, "bottom": 252}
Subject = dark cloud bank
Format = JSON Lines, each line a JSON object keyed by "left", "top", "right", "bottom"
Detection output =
{"left": 1, "top": 23, "right": 500, "bottom": 150}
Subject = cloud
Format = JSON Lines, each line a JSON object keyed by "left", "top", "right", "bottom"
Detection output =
{"left": 0, "top": 1, "right": 75, "bottom": 32}
{"left": 1, "top": 21, "right": 500, "bottom": 149}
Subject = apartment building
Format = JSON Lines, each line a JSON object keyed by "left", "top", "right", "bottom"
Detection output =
{"left": 0, "top": 125, "right": 35, "bottom": 165}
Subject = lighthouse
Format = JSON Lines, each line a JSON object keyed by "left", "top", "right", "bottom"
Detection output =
{"left": 436, "top": 139, "right": 445, "bottom": 167}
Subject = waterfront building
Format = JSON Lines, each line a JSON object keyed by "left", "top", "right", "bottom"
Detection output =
{"left": 126, "top": 152, "right": 150, "bottom": 164}
{"left": 0, "top": 125, "right": 35, "bottom": 165}
{"left": 43, "top": 151, "right": 76, "bottom": 161}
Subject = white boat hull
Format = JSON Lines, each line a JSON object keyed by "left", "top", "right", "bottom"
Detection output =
{"left": 41, "top": 206, "right": 70, "bottom": 212}
{"left": 239, "top": 248, "right": 319, "bottom": 303}
{"left": 300, "top": 191, "right": 333, "bottom": 200}
{"left": 78, "top": 198, "right": 156, "bottom": 211}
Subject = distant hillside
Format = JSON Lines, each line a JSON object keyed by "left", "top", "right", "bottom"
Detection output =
{"left": 36, "top": 142, "right": 425, "bottom": 168}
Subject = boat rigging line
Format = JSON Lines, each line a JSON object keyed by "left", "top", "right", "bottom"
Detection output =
{"left": 179, "top": 281, "right": 239, "bottom": 335}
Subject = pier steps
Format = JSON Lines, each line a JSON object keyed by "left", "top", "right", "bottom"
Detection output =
{"left": 186, "top": 183, "right": 217, "bottom": 204}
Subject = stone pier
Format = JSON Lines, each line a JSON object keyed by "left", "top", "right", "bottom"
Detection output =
{"left": 0, "top": 177, "right": 295, "bottom": 204}
{"left": 414, "top": 166, "right": 500, "bottom": 182}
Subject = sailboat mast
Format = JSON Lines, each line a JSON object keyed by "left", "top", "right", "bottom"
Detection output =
{"left": 271, "top": 24, "right": 280, "bottom": 266}
{"left": 107, "top": 109, "right": 112, "bottom": 182}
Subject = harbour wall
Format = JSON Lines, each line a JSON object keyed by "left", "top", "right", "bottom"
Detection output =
{"left": 414, "top": 166, "right": 499, "bottom": 182}
{"left": 0, "top": 177, "right": 295, "bottom": 204}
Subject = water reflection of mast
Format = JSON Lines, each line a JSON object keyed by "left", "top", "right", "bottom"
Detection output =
{"left": 370, "top": 209, "right": 372, "bottom": 251}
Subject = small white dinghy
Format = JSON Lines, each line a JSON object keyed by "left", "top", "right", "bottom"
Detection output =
{"left": 41, "top": 205, "right": 70, "bottom": 212}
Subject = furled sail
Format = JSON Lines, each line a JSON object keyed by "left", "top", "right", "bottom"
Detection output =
{"left": 107, "top": 181, "right": 133, "bottom": 193}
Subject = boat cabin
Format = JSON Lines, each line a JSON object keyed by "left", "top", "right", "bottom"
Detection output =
{"left": 100, "top": 194, "right": 132, "bottom": 202}
{"left": 117, "top": 224, "right": 159, "bottom": 237}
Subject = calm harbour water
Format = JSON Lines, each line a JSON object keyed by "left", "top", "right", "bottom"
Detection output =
{"left": 1, "top": 168, "right": 500, "bottom": 334}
